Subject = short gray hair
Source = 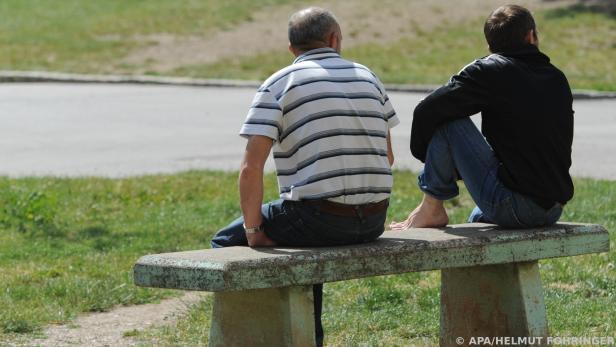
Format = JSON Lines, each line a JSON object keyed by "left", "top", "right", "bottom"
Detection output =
{"left": 288, "top": 7, "right": 339, "bottom": 51}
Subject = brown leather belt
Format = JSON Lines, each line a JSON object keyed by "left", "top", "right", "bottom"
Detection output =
{"left": 301, "top": 198, "right": 389, "bottom": 217}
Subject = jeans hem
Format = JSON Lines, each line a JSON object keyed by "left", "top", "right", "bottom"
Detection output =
{"left": 419, "top": 188, "right": 459, "bottom": 201}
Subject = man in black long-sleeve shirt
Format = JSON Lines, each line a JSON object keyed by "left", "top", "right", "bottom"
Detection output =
{"left": 391, "top": 5, "right": 573, "bottom": 230}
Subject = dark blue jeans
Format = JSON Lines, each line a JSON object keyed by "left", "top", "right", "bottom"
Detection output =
{"left": 419, "top": 118, "right": 563, "bottom": 227}
{"left": 211, "top": 199, "right": 387, "bottom": 347}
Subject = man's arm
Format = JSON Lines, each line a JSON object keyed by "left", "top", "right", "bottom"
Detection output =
{"left": 386, "top": 130, "right": 394, "bottom": 167}
{"left": 411, "top": 60, "right": 490, "bottom": 162}
{"left": 239, "top": 135, "right": 276, "bottom": 247}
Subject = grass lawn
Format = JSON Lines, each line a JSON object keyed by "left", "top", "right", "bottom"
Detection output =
{"left": 178, "top": 6, "right": 616, "bottom": 91}
{"left": 0, "top": 171, "right": 614, "bottom": 346}
{"left": 1, "top": 2, "right": 615, "bottom": 91}
{"left": 0, "top": 0, "right": 300, "bottom": 73}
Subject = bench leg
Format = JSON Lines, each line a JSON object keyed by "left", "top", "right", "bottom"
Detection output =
{"left": 208, "top": 285, "right": 315, "bottom": 347}
{"left": 440, "top": 261, "right": 548, "bottom": 346}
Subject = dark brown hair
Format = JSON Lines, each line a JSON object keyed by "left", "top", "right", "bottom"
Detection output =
{"left": 484, "top": 5, "right": 536, "bottom": 53}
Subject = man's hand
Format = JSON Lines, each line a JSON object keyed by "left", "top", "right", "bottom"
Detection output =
{"left": 246, "top": 231, "right": 277, "bottom": 247}
{"left": 239, "top": 135, "right": 275, "bottom": 247}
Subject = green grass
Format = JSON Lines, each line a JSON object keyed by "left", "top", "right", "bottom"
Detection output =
{"left": 175, "top": 7, "right": 616, "bottom": 91}
{"left": 0, "top": 171, "right": 614, "bottom": 346}
{"left": 0, "top": 171, "right": 277, "bottom": 340}
{"left": 0, "top": 0, "right": 299, "bottom": 73}
{"left": 0, "top": 2, "right": 614, "bottom": 90}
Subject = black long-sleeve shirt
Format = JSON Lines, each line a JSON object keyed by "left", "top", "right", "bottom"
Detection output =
{"left": 411, "top": 45, "right": 574, "bottom": 208}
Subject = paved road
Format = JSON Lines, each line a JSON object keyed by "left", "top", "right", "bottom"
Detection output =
{"left": 1, "top": 83, "right": 615, "bottom": 179}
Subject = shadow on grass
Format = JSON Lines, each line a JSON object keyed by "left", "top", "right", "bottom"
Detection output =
{"left": 76, "top": 226, "right": 118, "bottom": 252}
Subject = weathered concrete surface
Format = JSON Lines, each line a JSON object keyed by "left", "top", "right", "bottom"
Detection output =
{"left": 209, "top": 286, "right": 315, "bottom": 347}
{"left": 134, "top": 223, "right": 609, "bottom": 292}
{"left": 441, "top": 261, "right": 548, "bottom": 346}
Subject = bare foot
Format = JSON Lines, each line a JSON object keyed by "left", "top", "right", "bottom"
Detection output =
{"left": 390, "top": 195, "right": 449, "bottom": 230}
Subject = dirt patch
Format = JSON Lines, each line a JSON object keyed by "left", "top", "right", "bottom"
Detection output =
{"left": 548, "top": 282, "right": 582, "bottom": 292}
{"left": 20, "top": 292, "right": 205, "bottom": 347}
{"left": 120, "top": 0, "right": 573, "bottom": 74}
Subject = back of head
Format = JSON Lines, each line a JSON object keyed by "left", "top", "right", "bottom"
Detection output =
{"left": 288, "top": 7, "right": 339, "bottom": 52}
{"left": 484, "top": 4, "right": 536, "bottom": 53}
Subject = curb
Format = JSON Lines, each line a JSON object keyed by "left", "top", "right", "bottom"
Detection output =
{"left": 1, "top": 70, "right": 615, "bottom": 99}
{"left": 0, "top": 71, "right": 261, "bottom": 89}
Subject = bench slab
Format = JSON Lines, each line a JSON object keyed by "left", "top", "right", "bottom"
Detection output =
{"left": 134, "top": 222, "right": 608, "bottom": 292}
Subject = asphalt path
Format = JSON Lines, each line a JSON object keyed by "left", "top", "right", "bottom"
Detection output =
{"left": 1, "top": 83, "right": 615, "bottom": 179}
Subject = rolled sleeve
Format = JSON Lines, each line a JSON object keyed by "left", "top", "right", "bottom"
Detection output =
{"left": 239, "top": 88, "right": 283, "bottom": 142}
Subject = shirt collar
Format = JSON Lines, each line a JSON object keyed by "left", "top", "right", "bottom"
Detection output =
{"left": 499, "top": 44, "right": 550, "bottom": 63}
{"left": 293, "top": 47, "right": 340, "bottom": 64}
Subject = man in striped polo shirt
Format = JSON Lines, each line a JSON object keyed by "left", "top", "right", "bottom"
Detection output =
{"left": 211, "top": 7, "right": 398, "bottom": 346}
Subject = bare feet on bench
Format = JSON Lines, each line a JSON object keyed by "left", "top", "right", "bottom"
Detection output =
{"left": 390, "top": 194, "right": 449, "bottom": 230}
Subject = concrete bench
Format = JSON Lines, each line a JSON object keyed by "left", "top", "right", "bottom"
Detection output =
{"left": 134, "top": 223, "right": 609, "bottom": 346}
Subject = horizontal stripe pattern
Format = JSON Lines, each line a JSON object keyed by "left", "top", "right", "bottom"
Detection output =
{"left": 244, "top": 118, "right": 282, "bottom": 135}
{"left": 279, "top": 167, "right": 392, "bottom": 193}
{"left": 280, "top": 110, "right": 388, "bottom": 142}
{"left": 282, "top": 92, "right": 386, "bottom": 115}
{"left": 251, "top": 102, "right": 281, "bottom": 111}
{"left": 274, "top": 129, "right": 387, "bottom": 159}
{"left": 276, "top": 76, "right": 381, "bottom": 100}
{"left": 239, "top": 47, "right": 400, "bottom": 204}
{"left": 277, "top": 148, "right": 388, "bottom": 176}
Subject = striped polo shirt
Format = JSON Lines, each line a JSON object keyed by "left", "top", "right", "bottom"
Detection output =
{"left": 239, "top": 47, "right": 399, "bottom": 204}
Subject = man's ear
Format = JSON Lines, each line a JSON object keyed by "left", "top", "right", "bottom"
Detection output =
{"left": 525, "top": 29, "right": 539, "bottom": 46}
{"left": 288, "top": 43, "right": 300, "bottom": 57}
{"left": 328, "top": 30, "right": 342, "bottom": 52}
{"left": 328, "top": 31, "right": 337, "bottom": 47}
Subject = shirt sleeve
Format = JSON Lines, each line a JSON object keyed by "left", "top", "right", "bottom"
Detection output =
{"left": 239, "top": 88, "right": 283, "bottom": 142}
{"left": 375, "top": 78, "right": 400, "bottom": 129}
{"left": 410, "top": 59, "right": 490, "bottom": 162}
{"left": 383, "top": 92, "right": 400, "bottom": 129}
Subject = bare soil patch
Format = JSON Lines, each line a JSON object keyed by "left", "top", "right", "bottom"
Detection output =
{"left": 20, "top": 292, "right": 205, "bottom": 347}
{"left": 120, "top": 0, "right": 572, "bottom": 74}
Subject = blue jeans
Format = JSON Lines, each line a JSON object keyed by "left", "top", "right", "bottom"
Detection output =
{"left": 419, "top": 118, "right": 563, "bottom": 228}
{"left": 211, "top": 199, "right": 387, "bottom": 347}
